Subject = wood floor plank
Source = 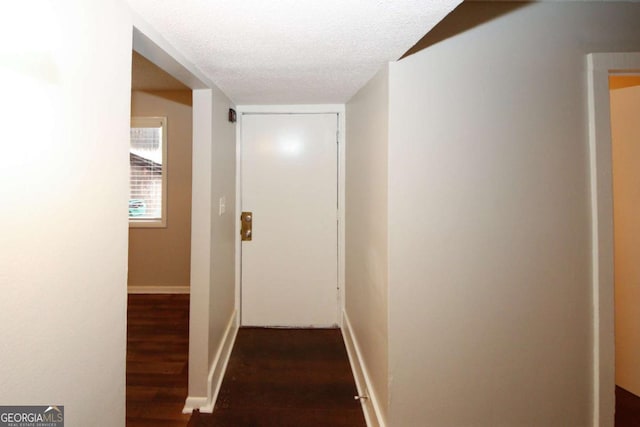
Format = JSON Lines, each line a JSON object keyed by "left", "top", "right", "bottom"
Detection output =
{"left": 126, "top": 294, "right": 191, "bottom": 427}
{"left": 616, "top": 386, "right": 640, "bottom": 427}
{"left": 192, "top": 328, "right": 366, "bottom": 427}
{"left": 127, "top": 296, "right": 366, "bottom": 427}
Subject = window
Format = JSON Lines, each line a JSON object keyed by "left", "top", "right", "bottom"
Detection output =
{"left": 129, "top": 117, "right": 167, "bottom": 227}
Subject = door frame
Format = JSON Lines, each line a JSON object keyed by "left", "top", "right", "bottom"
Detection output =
{"left": 131, "top": 14, "right": 236, "bottom": 413}
{"left": 587, "top": 52, "right": 640, "bottom": 427}
{"left": 235, "top": 105, "right": 346, "bottom": 326}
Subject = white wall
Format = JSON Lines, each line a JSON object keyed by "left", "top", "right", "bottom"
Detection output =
{"left": 0, "top": 1, "right": 131, "bottom": 425}
{"left": 188, "top": 89, "right": 213, "bottom": 399}
{"left": 611, "top": 83, "right": 640, "bottom": 396}
{"left": 387, "top": 2, "right": 640, "bottom": 426}
{"left": 188, "top": 85, "right": 237, "bottom": 407}
{"left": 207, "top": 85, "right": 237, "bottom": 367}
{"left": 345, "top": 65, "right": 389, "bottom": 425}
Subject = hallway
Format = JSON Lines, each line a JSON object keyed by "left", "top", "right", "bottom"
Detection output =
{"left": 190, "top": 328, "right": 366, "bottom": 427}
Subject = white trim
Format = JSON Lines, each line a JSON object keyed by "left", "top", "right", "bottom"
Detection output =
{"left": 131, "top": 13, "right": 210, "bottom": 90}
{"left": 341, "top": 311, "right": 386, "bottom": 427}
{"left": 234, "top": 113, "right": 243, "bottom": 319}
{"left": 127, "top": 285, "right": 190, "bottom": 294}
{"left": 337, "top": 110, "right": 346, "bottom": 325}
{"left": 129, "top": 116, "right": 168, "bottom": 228}
{"left": 237, "top": 104, "right": 345, "bottom": 114}
{"left": 235, "top": 104, "right": 346, "bottom": 327}
{"left": 189, "top": 88, "right": 215, "bottom": 406}
{"left": 182, "top": 395, "right": 208, "bottom": 412}
{"left": 587, "top": 52, "right": 640, "bottom": 427}
{"left": 183, "top": 309, "right": 239, "bottom": 414}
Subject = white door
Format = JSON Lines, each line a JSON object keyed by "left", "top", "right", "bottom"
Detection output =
{"left": 241, "top": 113, "right": 338, "bottom": 327}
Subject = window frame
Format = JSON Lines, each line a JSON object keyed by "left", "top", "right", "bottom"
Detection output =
{"left": 129, "top": 116, "right": 168, "bottom": 228}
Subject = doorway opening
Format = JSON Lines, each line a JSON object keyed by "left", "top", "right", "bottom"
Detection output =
{"left": 128, "top": 21, "right": 221, "bottom": 417}
{"left": 128, "top": 50, "right": 193, "bottom": 294}
{"left": 608, "top": 73, "right": 640, "bottom": 425}
{"left": 126, "top": 49, "right": 194, "bottom": 426}
{"left": 587, "top": 52, "right": 640, "bottom": 426}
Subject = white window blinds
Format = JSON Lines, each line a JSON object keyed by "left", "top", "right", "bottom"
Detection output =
{"left": 129, "top": 117, "right": 167, "bottom": 226}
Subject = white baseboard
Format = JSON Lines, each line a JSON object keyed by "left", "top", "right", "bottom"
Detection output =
{"left": 183, "top": 309, "right": 239, "bottom": 414}
{"left": 127, "top": 285, "right": 190, "bottom": 294}
{"left": 341, "top": 311, "right": 387, "bottom": 427}
{"left": 182, "top": 396, "right": 208, "bottom": 412}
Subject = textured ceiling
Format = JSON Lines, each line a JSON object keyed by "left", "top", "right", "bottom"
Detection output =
{"left": 127, "top": 0, "right": 462, "bottom": 104}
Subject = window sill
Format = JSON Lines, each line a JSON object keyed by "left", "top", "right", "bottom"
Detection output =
{"left": 129, "top": 219, "right": 167, "bottom": 229}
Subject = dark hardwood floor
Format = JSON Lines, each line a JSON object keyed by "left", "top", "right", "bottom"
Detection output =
{"left": 127, "top": 296, "right": 365, "bottom": 427}
{"left": 616, "top": 386, "right": 640, "bottom": 426}
{"left": 189, "top": 327, "right": 367, "bottom": 427}
{"left": 126, "top": 295, "right": 640, "bottom": 427}
{"left": 127, "top": 294, "right": 191, "bottom": 427}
